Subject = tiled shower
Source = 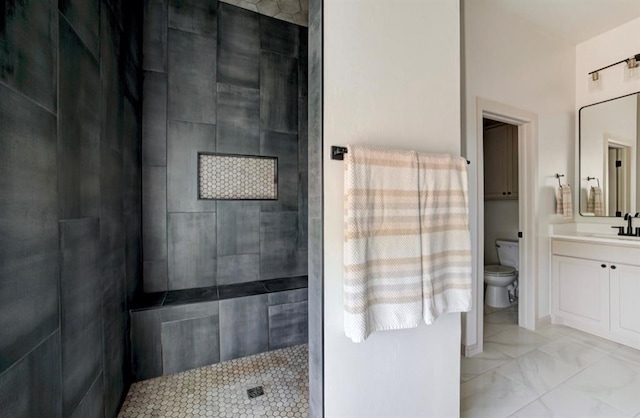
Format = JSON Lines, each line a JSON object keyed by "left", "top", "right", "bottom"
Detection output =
{"left": 0, "top": 0, "right": 309, "bottom": 416}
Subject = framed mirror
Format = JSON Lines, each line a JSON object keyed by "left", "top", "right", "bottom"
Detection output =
{"left": 579, "top": 92, "right": 640, "bottom": 217}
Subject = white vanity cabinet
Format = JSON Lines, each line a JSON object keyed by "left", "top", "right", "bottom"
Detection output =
{"left": 551, "top": 238, "right": 640, "bottom": 349}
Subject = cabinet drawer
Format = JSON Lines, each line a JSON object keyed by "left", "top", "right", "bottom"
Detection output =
{"left": 552, "top": 240, "right": 640, "bottom": 266}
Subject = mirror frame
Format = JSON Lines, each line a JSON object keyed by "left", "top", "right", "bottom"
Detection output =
{"left": 578, "top": 91, "right": 640, "bottom": 218}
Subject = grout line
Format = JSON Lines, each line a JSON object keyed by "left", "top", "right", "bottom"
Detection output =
{"left": 0, "top": 329, "right": 59, "bottom": 380}
{"left": 0, "top": 80, "right": 57, "bottom": 116}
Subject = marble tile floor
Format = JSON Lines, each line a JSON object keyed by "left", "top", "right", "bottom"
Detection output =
{"left": 119, "top": 344, "right": 308, "bottom": 417}
{"left": 462, "top": 307, "right": 640, "bottom": 417}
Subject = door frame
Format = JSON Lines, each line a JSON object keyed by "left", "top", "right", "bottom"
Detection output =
{"left": 465, "top": 98, "right": 538, "bottom": 356}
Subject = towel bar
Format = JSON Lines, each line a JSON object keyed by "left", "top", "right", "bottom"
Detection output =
{"left": 331, "top": 146, "right": 471, "bottom": 164}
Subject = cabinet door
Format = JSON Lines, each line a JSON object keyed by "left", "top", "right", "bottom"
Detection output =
{"left": 483, "top": 125, "right": 510, "bottom": 199}
{"left": 552, "top": 255, "right": 609, "bottom": 332}
{"left": 610, "top": 264, "right": 640, "bottom": 346}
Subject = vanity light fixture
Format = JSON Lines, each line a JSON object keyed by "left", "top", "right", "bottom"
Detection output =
{"left": 589, "top": 53, "right": 640, "bottom": 82}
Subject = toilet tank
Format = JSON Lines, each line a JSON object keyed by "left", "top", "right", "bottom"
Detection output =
{"left": 496, "top": 239, "right": 519, "bottom": 270}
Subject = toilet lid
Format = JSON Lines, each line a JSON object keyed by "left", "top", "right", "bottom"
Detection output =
{"left": 484, "top": 265, "right": 516, "bottom": 276}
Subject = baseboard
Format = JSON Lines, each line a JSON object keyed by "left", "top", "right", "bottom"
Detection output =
{"left": 461, "top": 343, "right": 481, "bottom": 357}
{"left": 536, "top": 315, "right": 552, "bottom": 329}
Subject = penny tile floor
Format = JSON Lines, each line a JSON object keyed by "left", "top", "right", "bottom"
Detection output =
{"left": 119, "top": 344, "right": 308, "bottom": 417}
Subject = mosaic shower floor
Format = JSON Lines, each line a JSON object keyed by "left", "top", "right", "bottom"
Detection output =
{"left": 118, "top": 344, "right": 308, "bottom": 418}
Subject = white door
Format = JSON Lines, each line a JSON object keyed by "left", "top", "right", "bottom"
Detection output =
{"left": 610, "top": 263, "right": 640, "bottom": 348}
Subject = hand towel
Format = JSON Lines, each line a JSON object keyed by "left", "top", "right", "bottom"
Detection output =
{"left": 343, "top": 145, "right": 423, "bottom": 343}
{"left": 592, "top": 187, "right": 604, "bottom": 216}
{"left": 417, "top": 153, "right": 472, "bottom": 324}
{"left": 587, "top": 187, "right": 595, "bottom": 213}
{"left": 561, "top": 184, "right": 572, "bottom": 219}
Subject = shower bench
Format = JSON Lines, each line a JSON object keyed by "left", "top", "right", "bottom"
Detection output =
{"left": 130, "top": 276, "right": 308, "bottom": 381}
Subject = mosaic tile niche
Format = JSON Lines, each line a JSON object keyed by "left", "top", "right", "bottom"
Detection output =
{"left": 198, "top": 154, "right": 278, "bottom": 200}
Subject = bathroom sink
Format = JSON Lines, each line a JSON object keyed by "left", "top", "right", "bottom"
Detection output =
{"left": 588, "top": 234, "right": 640, "bottom": 242}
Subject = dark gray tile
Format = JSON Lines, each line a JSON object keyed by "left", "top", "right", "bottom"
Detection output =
{"left": 216, "top": 201, "right": 260, "bottom": 256}
{"left": 216, "top": 84, "right": 260, "bottom": 154}
{"left": 101, "top": 269, "right": 126, "bottom": 418}
{"left": 167, "top": 120, "right": 217, "bottom": 212}
{"left": 142, "top": 166, "right": 167, "bottom": 260}
{"left": 261, "top": 250, "right": 307, "bottom": 280}
{"left": 59, "top": 219, "right": 102, "bottom": 416}
{"left": 260, "top": 15, "right": 299, "bottom": 58}
{"left": 298, "top": 26, "right": 308, "bottom": 100}
{"left": 0, "top": 84, "right": 58, "bottom": 375}
{"left": 143, "top": 0, "right": 167, "bottom": 72}
{"left": 101, "top": 1, "right": 124, "bottom": 153}
{"left": 268, "top": 300, "right": 308, "bottom": 349}
{"left": 0, "top": 0, "right": 57, "bottom": 111}
{"left": 131, "top": 309, "right": 162, "bottom": 380}
{"left": 263, "top": 276, "right": 308, "bottom": 294}
{"left": 218, "top": 281, "right": 266, "bottom": 300}
{"left": 131, "top": 290, "right": 166, "bottom": 311}
{"left": 123, "top": 98, "right": 142, "bottom": 305}
{"left": 259, "top": 211, "right": 298, "bottom": 254}
{"left": 219, "top": 295, "right": 268, "bottom": 361}
{"left": 100, "top": 142, "right": 125, "bottom": 259}
{"left": 260, "top": 131, "right": 298, "bottom": 212}
{"left": 142, "top": 71, "right": 168, "bottom": 166}
{"left": 216, "top": 254, "right": 260, "bottom": 285}
{"left": 161, "top": 314, "right": 220, "bottom": 375}
{"left": 260, "top": 52, "right": 298, "bottom": 134}
{"left": 217, "top": 3, "right": 259, "bottom": 88}
{"left": 268, "top": 288, "right": 308, "bottom": 305}
{"left": 0, "top": 332, "right": 62, "bottom": 417}
{"left": 168, "top": 29, "right": 216, "bottom": 124}
{"left": 167, "top": 213, "right": 217, "bottom": 290}
{"left": 58, "top": 0, "right": 100, "bottom": 59}
{"left": 58, "top": 17, "right": 101, "bottom": 220}
{"left": 143, "top": 260, "right": 169, "bottom": 292}
{"left": 168, "top": 0, "right": 217, "bottom": 37}
{"left": 163, "top": 286, "right": 218, "bottom": 306}
{"left": 298, "top": 94, "right": 308, "bottom": 173}
{"left": 161, "top": 300, "right": 218, "bottom": 322}
{"left": 298, "top": 172, "right": 308, "bottom": 250}
{"left": 70, "top": 373, "right": 104, "bottom": 418}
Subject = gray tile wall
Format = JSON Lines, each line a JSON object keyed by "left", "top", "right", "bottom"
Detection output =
{"left": 0, "top": 1, "right": 143, "bottom": 416}
{"left": 142, "top": 1, "right": 308, "bottom": 292}
{"left": 307, "top": 0, "right": 323, "bottom": 416}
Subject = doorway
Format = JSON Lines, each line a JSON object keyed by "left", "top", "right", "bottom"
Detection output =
{"left": 464, "top": 98, "right": 539, "bottom": 357}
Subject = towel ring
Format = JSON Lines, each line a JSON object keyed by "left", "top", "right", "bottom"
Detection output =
{"left": 586, "top": 176, "right": 600, "bottom": 188}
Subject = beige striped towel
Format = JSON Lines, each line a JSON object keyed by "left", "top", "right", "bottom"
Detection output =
{"left": 418, "top": 153, "right": 472, "bottom": 324}
{"left": 343, "top": 145, "right": 423, "bottom": 343}
{"left": 592, "top": 187, "right": 604, "bottom": 216}
{"left": 587, "top": 187, "right": 595, "bottom": 213}
{"left": 555, "top": 185, "right": 573, "bottom": 218}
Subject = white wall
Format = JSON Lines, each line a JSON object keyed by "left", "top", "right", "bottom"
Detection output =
{"left": 464, "top": 0, "right": 576, "bottom": 345}
{"left": 576, "top": 17, "right": 640, "bottom": 109}
{"left": 324, "top": 0, "right": 461, "bottom": 416}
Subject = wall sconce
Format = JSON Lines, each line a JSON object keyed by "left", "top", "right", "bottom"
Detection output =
{"left": 625, "top": 54, "right": 639, "bottom": 80}
{"left": 589, "top": 53, "right": 640, "bottom": 85}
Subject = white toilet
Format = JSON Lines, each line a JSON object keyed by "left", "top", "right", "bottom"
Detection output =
{"left": 484, "top": 239, "right": 519, "bottom": 308}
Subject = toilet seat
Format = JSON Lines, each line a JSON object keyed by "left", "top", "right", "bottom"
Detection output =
{"left": 484, "top": 265, "right": 516, "bottom": 276}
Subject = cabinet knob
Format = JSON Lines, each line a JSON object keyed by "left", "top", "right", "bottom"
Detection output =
{"left": 601, "top": 264, "right": 607, "bottom": 268}
{"left": 502, "top": 192, "right": 507, "bottom": 195}
{"left": 507, "top": 192, "right": 512, "bottom": 195}
{"left": 611, "top": 265, "right": 617, "bottom": 270}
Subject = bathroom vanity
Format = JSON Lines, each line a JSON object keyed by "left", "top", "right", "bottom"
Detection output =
{"left": 551, "top": 234, "right": 640, "bottom": 350}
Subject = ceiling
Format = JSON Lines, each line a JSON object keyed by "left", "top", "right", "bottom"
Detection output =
{"left": 485, "top": 0, "right": 640, "bottom": 44}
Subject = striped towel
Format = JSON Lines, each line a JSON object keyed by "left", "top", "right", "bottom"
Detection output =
{"left": 587, "top": 187, "right": 595, "bottom": 213}
{"left": 343, "top": 145, "right": 423, "bottom": 343}
{"left": 592, "top": 187, "right": 604, "bottom": 216}
{"left": 418, "top": 153, "right": 472, "bottom": 324}
{"left": 555, "top": 185, "right": 573, "bottom": 218}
